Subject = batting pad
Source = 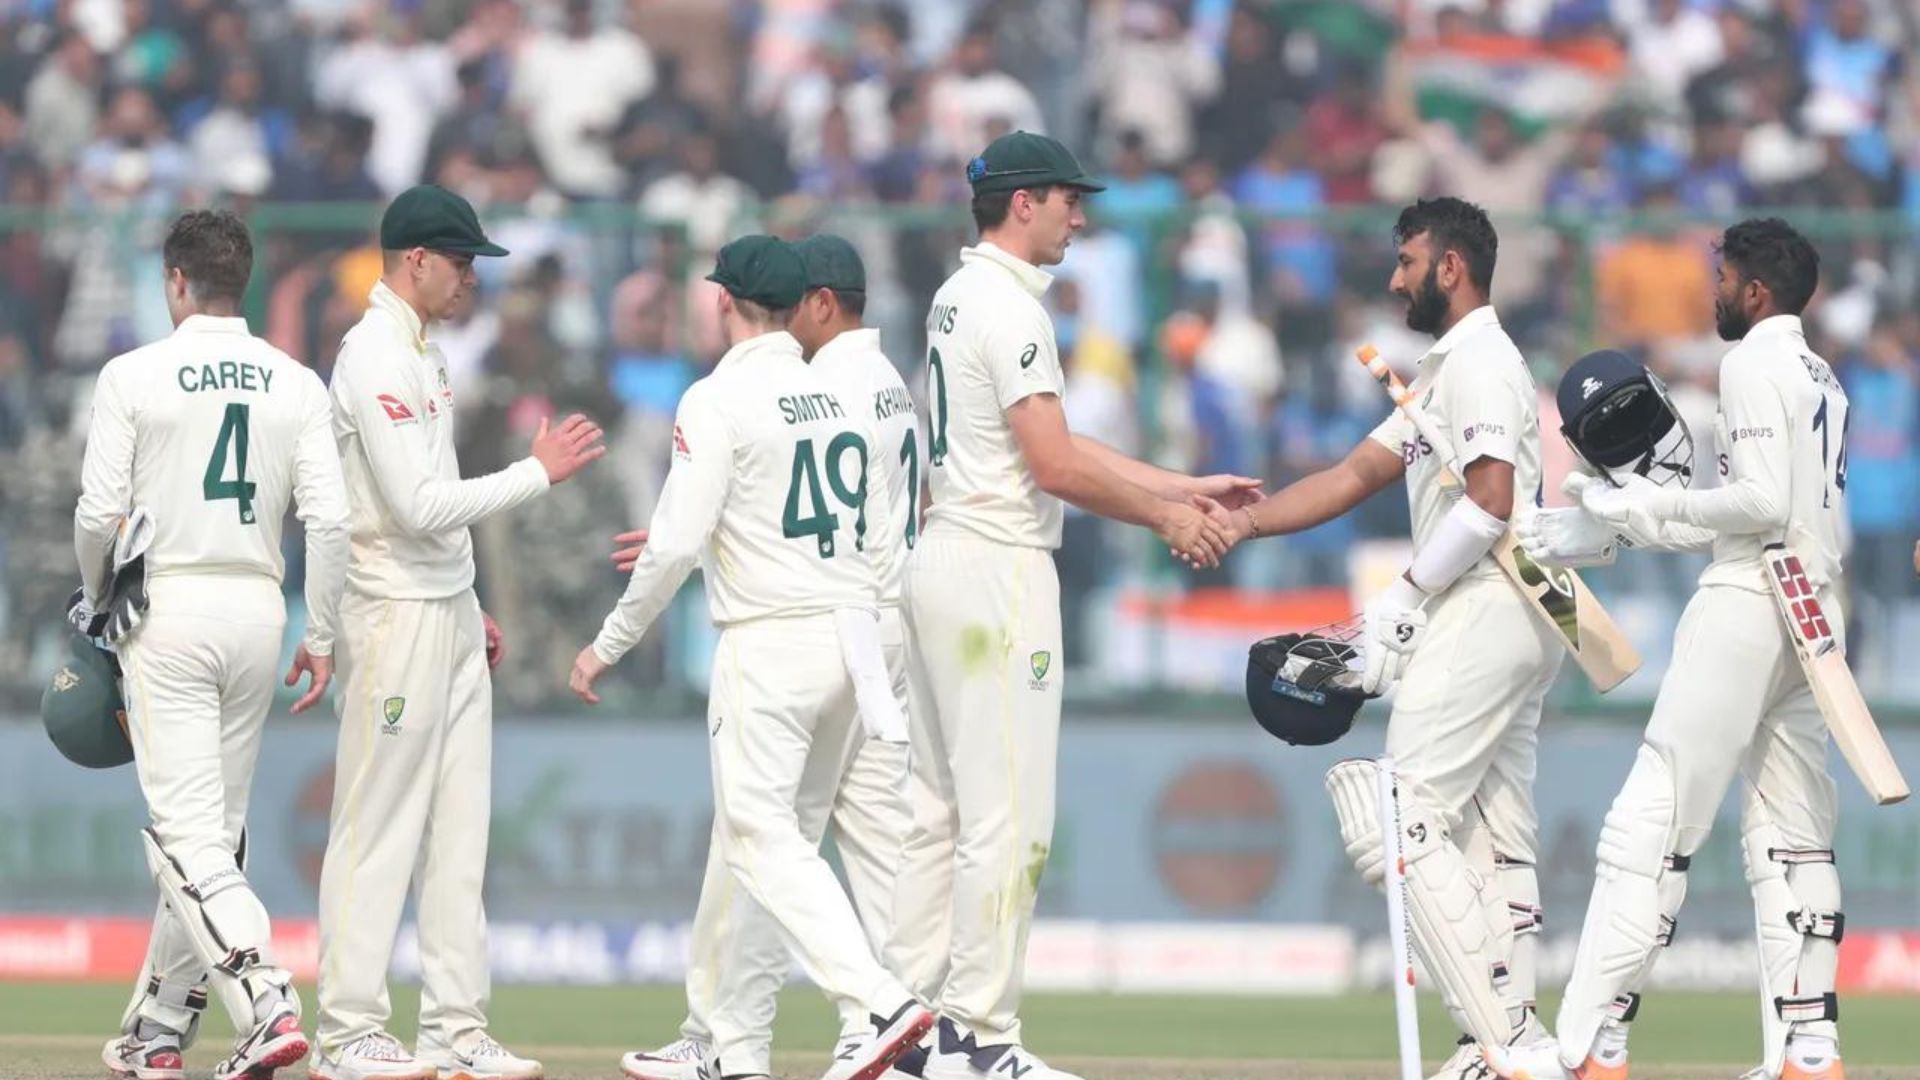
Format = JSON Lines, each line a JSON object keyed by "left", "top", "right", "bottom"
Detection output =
{"left": 1326, "top": 759, "right": 1518, "bottom": 1048}
{"left": 140, "top": 828, "right": 292, "bottom": 1027}
{"left": 1742, "top": 786, "right": 1842, "bottom": 1077}
{"left": 1557, "top": 745, "right": 1688, "bottom": 1064}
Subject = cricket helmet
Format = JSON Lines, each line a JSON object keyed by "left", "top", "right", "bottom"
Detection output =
{"left": 1245, "top": 618, "right": 1373, "bottom": 746}
{"left": 41, "top": 634, "right": 133, "bottom": 768}
{"left": 1557, "top": 349, "right": 1694, "bottom": 488}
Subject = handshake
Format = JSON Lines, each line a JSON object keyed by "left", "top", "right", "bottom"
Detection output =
{"left": 1156, "top": 475, "right": 1266, "bottom": 570}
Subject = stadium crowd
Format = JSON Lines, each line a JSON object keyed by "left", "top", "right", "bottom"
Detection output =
{"left": 1, "top": 0, "right": 1918, "bottom": 709}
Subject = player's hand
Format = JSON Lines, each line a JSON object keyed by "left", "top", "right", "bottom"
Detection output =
{"left": 285, "top": 646, "right": 333, "bottom": 714}
{"left": 1155, "top": 499, "right": 1230, "bottom": 569}
{"left": 569, "top": 644, "right": 610, "bottom": 705}
{"left": 611, "top": 529, "right": 649, "bottom": 574}
{"left": 482, "top": 611, "right": 504, "bottom": 670}
{"left": 1189, "top": 474, "right": 1265, "bottom": 510}
{"left": 1571, "top": 472, "right": 1671, "bottom": 542}
{"left": 1515, "top": 505, "right": 1619, "bottom": 568}
{"left": 1361, "top": 576, "right": 1429, "bottom": 695}
{"left": 531, "top": 413, "right": 606, "bottom": 484}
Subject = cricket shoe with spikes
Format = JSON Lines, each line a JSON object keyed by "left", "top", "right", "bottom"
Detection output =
{"left": 819, "top": 1002, "right": 936, "bottom": 1080}
{"left": 1430, "top": 1034, "right": 1494, "bottom": 1080}
{"left": 103, "top": 1029, "right": 187, "bottom": 1080}
{"left": 216, "top": 999, "right": 309, "bottom": 1080}
{"left": 1738, "top": 1053, "right": 1848, "bottom": 1080}
{"left": 1483, "top": 1040, "right": 1628, "bottom": 1080}
{"left": 621, "top": 1037, "right": 709, "bottom": 1080}
{"left": 417, "top": 1033, "right": 542, "bottom": 1080}
{"left": 308, "top": 1031, "right": 437, "bottom": 1080}
{"left": 918, "top": 1018, "right": 1083, "bottom": 1080}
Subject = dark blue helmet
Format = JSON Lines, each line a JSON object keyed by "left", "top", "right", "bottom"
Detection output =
{"left": 1557, "top": 350, "right": 1694, "bottom": 488}
{"left": 1246, "top": 621, "right": 1373, "bottom": 746}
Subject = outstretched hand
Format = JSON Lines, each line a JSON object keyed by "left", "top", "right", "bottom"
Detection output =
{"left": 1190, "top": 474, "right": 1264, "bottom": 510}
{"left": 1157, "top": 498, "right": 1231, "bottom": 569}
{"left": 531, "top": 414, "right": 607, "bottom": 484}
{"left": 611, "top": 529, "right": 649, "bottom": 574}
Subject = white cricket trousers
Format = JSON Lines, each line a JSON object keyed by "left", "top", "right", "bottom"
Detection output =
{"left": 316, "top": 589, "right": 494, "bottom": 1056}
{"left": 890, "top": 532, "right": 1063, "bottom": 1047}
{"left": 117, "top": 575, "right": 288, "bottom": 1031}
{"left": 678, "top": 608, "right": 913, "bottom": 1073}
{"left": 700, "top": 610, "right": 914, "bottom": 1073}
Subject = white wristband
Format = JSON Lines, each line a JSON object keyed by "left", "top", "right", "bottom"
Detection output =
{"left": 1408, "top": 496, "right": 1508, "bottom": 593}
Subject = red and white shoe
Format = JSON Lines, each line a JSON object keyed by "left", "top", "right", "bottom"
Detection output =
{"left": 103, "top": 1031, "right": 186, "bottom": 1080}
{"left": 819, "top": 1003, "right": 935, "bottom": 1080}
{"left": 216, "top": 1002, "right": 309, "bottom": 1080}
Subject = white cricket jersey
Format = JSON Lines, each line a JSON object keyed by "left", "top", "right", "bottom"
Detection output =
{"left": 1664, "top": 315, "right": 1848, "bottom": 592}
{"left": 921, "top": 242, "right": 1067, "bottom": 550}
{"left": 329, "top": 281, "right": 550, "bottom": 600}
{"left": 1367, "top": 305, "right": 1544, "bottom": 586}
{"left": 811, "top": 327, "right": 920, "bottom": 607}
{"left": 74, "top": 315, "right": 350, "bottom": 652}
{"left": 592, "top": 331, "right": 881, "bottom": 663}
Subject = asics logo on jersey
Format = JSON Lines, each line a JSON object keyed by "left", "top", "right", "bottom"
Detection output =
{"left": 1018, "top": 343, "right": 1038, "bottom": 369}
{"left": 1582, "top": 376, "right": 1602, "bottom": 399}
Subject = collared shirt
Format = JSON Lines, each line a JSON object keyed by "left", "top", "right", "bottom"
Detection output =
{"left": 1663, "top": 315, "right": 1849, "bottom": 593}
{"left": 921, "top": 241, "right": 1068, "bottom": 550}
{"left": 329, "top": 280, "right": 549, "bottom": 600}
{"left": 74, "top": 314, "right": 350, "bottom": 653}
{"left": 810, "top": 327, "right": 919, "bottom": 606}
{"left": 592, "top": 331, "right": 881, "bottom": 663}
{"left": 1367, "top": 305, "right": 1544, "bottom": 585}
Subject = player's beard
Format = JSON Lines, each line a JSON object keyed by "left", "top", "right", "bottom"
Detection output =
{"left": 1403, "top": 264, "right": 1448, "bottom": 335}
{"left": 1713, "top": 292, "right": 1751, "bottom": 341}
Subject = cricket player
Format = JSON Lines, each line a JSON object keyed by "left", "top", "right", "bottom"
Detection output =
{"left": 1492, "top": 219, "right": 1850, "bottom": 1080}
{"left": 894, "top": 132, "right": 1244, "bottom": 1080}
{"left": 76, "top": 209, "right": 347, "bottom": 1080}
{"left": 570, "top": 235, "right": 934, "bottom": 1080}
{"left": 614, "top": 234, "right": 919, "bottom": 1080}
{"left": 1214, "top": 197, "right": 1562, "bottom": 1074}
{"left": 310, "top": 185, "right": 605, "bottom": 1080}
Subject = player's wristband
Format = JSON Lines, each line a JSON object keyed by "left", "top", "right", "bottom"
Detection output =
{"left": 1408, "top": 496, "right": 1507, "bottom": 592}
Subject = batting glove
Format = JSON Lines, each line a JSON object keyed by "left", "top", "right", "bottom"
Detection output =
{"left": 1568, "top": 471, "right": 1677, "bottom": 545}
{"left": 1361, "top": 575, "right": 1429, "bottom": 695}
{"left": 1515, "top": 504, "right": 1620, "bottom": 568}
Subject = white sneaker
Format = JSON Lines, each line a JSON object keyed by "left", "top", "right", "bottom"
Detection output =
{"left": 103, "top": 1030, "right": 186, "bottom": 1080}
{"left": 621, "top": 1037, "right": 710, "bottom": 1080}
{"left": 819, "top": 1003, "right": 936, "bottom": 1080}
{"left": 310, "top": 1032, "right": 437, "bottom": 1080}
{"left": 215, "top": 1000, "right": 308, "bottom": 1080}
{"left": 919, "top": 1019, "right": 1082, "bottom": 1080}
{"left": 419, "top": 1034, "right": 543, "bottom": 1080}
{"left": 1430, "top": 1035, "right": 1493, "bottom": 1080}
{"left": 1481, "top": 1037, "right": 1574, "bottom": 1080}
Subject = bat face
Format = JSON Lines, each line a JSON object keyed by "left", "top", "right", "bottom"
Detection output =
{"left": 1768, "top": 549, "right": 1838, "bottom": 657}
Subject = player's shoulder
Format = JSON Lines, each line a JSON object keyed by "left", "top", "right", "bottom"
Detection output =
{"left": 1444, "top": 314, "right": 1530, "bottom": 386}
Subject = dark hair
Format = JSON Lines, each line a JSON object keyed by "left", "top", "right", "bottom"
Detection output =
{"left": 1392, "top": 196, "right": 1498, "bottom": 293}
{"left": 971, "top": 185, "right": 1055, "bottom": 232}
{"left": 808, "top": 286, "right": 867, "bottom": 318}
{"left": 1717, "top": 217, "right": 1819, "bottom": 315}
{"left": 162, "top": 209, "right": 253, "bottom": 304}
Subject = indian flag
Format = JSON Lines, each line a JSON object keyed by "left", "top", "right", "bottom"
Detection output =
{"left": 1406, "top": 33, "right": 1625, "bottom": 138}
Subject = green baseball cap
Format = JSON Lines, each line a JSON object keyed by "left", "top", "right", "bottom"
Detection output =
{"left": 706, "top": 234, "right": 807, "bottom": 309}
{"left": 965, "top": 131, "right": 1105, "bottom": 196}
{"left": 41, "top": 635, "right": 133, "bottom": 769}
{"left": 794, "top": 234, "right": 866, "bottom": 294}
{"left": 379, "top": 184, "right": 510, "bottom": 256}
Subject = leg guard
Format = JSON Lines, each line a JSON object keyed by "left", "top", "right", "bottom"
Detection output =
{"left": 140, "top": 828, "right": 291, "bottom": 1029}
{"left": 1556, "top": 745, "right": 1691, "bottom": 1067}
{"left": 1743, "top": 790, "right": 1842, "bottom": 1079}
{"left": 1328, "top": 759, "right": 1522, "bottom": 1049}
{"left": 1497, "top": 854, "right": 1543, "bottom": 1012}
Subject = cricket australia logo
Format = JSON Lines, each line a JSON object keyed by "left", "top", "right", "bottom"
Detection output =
{"left": 381, "top": 695, "right": 406, "bottom": 734}
{"left": 1028, "top": 650, "right": 1052, "bottom": 690}
{"left": 51, "top": 666, "right": 80, "bottom": 693}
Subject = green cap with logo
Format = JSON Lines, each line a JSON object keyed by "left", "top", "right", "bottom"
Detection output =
{"left": 41, "top": 635, "right": 133, "bottom": 769}
{"left": 965, "top": 131, "right": 1106, "bottom": 196}
{"left": 706, "top": 234, "right": 807, "bottom": 309}
{"left": 380, "top": 184, "right": 510, "bottom": 256}
{"left": 794, "top": 234, "right": 866, "bottom": 295}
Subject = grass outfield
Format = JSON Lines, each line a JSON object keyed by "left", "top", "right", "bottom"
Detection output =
{"left": 2, "top": 983, "right": 1915, "bottom": 1079}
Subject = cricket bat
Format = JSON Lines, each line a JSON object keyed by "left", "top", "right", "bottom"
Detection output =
{"left": 1762, "top": 543, "right": 1909, "bottom": 805}
{"left": 1355, "top": 345, "right": 1642, "bottom": 691}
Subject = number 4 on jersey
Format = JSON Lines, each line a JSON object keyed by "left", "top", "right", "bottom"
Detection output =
{"left": 203, "top": 402, "right": 257, "bottom": 524}
{"left": 1812, "top": 395, "right": 1849, "bottom": 508}
{"left": 783, "top": 433, "right": 868, "bottom": 558}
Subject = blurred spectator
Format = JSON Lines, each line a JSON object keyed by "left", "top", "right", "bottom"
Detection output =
{"left": 72, "top": 85, "right": 193, "bottom": 212}
{"left": 1085, "top": 0, "right": 1221, "bottom": 169}
{"left": 783, "top": 38, "right": 891, "bottom": 173}
{"left": 1686, "top": 7, "right": 1790, "bottom": 126}
{"left": 1594, "top": 185, "right": 1713, "bottom": 349}
{"left": 1303, "top": 66, "right": 1389, "bottom": 205}
{"left": 24, "top": 32, "right": 101, "bottom": 171}
{"left": 1235, "top": 121, "right": 1337, "bottom": 353}
{"left": 316, "top": 8, "right": 457, "bottom": 196}
{"left": 1197, "top": 4, "right": 1299, "bottom": 175}
{"left": 1547, "top": 122, "right": 1635, "bottom": 218}
{"left": 1675, "top": 118, "right": 1751, "bottom": 218}
{"left": 1741, "top": 67, "right": 1828, "bottom": 201}
{"left": 1095, "top": 130, "right": 1182, "bottom": 237}
{"left": 1056, "top": 277, "right": 1134, "bottom": 665}
{"left": 866, "top": 86, "right": 931, "bottom": 202}
{"left": 1839, "top": 317, "right": 1919, "bottom": 597}
{"left": 272, "top": 111, "right": 381, "bottom": 203}
{"left": 795, "top": 105, "right": 875, "bottom": 202}
{"left": 612, "top": 56, "right": 707, "bottom": 193}
{"left": 924, "top": 19, "right": 1044, "bottom": 163}
{"left": 639, "top": 132, "right": 758, "bottom": 254}
{"left": 510, "top": 0, "right": 655, "bottom": 198}
{"left": 1172, "top": 158, "right": 1252, "bottom": 313}
{"left": 185, "top": 60, "right": 288, "bottom": 195}
{"left": 1626, "top": 0, "right": 1724, "bottom": 113}
{"left": 1059, "top": 216, "right": 1145, "bottom": 349}
{"left": 1799, "top": 0, "right": 1903, "bottom": 140}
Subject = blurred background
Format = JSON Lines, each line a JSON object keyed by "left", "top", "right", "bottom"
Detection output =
{"left": 1, "top": 0, "right": 1917, "bottom": 1005}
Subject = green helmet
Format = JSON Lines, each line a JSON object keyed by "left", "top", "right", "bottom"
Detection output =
{"left": 41, "top": 634, "right": 133, "bottom": 769}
